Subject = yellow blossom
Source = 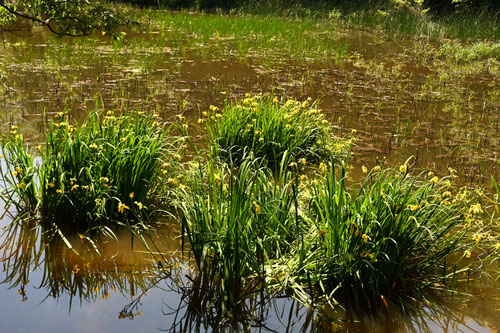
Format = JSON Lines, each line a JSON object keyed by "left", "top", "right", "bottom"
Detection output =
{"left": 444, "top": 180, "right": 451, "bottom": 188}
{"left": 299, "top": 158, "right": 307, "bottom": 165}
{"left": 17, "top": 182, "right": 25, "bottom": 189}
{"left": 408, "top": 204, "right": 420, "bottom": 211}
{"left": 428, "top": 171, "right": 434, "bottom": 177}
{"left": 100, "top": 177, "right": 109, "bottom": 183}
{"left": 362, "top": 165, "right": 368, "bottom": 174}
{"left": 70, "top": 178, "right": 77, "bottom": 185}
{"left": 118, "top": 203, "right": 129, "bottom": 213}
{"left": 209, "top": 105, "right": 219, "bottom": 111}
{"left": 473, "top": 233, "right": 482, "bottom": 243}
{"left": 399, "top": 164, "right": 407, "bottom": 174}
{"left": 464, "top": 250, "right": 471, "bottom": 258}
{"left": 430, "top": 176, "right": 439, "bottom": 185}
{"left": 129, "top": 192, "right": 134, "bottom": 199}
{"left": 373, "top": 166, "right": 381, "bottom": 172}
{"left": 56, "top": 189, "right": 63, "bottom": 194}
{"left": 253, "top": 201, "right": 261, "bottom": 214}
{"left": 134, "top": 201, "right": 143, "bottom": 210}
{"left": 45, "top": 182, "right": 55, "bottom": 189}
{"left": 71, "top": 184, "right": 79, "bottom": 191}
{"left": 442, "top": 191, "right": 452, "bottom": 198}
{"left": 468, "top": 203, "right": 483, "bottom": 215}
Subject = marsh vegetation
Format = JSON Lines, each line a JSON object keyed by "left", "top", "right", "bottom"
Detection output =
{"left": 0, "top": 1, "right": 499, "bottom": 332}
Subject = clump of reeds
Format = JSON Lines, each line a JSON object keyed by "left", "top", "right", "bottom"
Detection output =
{"left": 204, "top": 94, "right": 349, "bottom": 166}
{"left": 175, "top": 148, "right": 492, "bottom": 315}
{"left": 0, "top": 109, "right": 185, "bottom": 234}
{"left": 274, "top": 161, "right": 488, "bottom": 308}
{"left": 176, "top": 154, "right": 298, "bottom": 317}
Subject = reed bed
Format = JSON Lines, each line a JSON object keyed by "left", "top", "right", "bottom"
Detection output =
{"left": 176, "top": 154, "right": 297, "bottom": 317}
{"left": 274, "top": 162, "right": 486, "bottom": 309}
{"left": 174, "top": 155, "right": 494, "bottom": 322}
{"left": 0, "top": 94, "right": 497, "bottom": 325}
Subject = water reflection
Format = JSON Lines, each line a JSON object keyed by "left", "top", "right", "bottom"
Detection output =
{"left": 0, "top": 213, "right": 163, "bottom": 307}
{"left": 0, "top": 211, "right": 498, "bottom": 332}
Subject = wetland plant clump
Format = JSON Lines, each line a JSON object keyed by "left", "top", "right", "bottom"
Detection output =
{"left": 0, "top": 110, "right": 185, "bottom": 234}
{"left": 175, "top": 153, "right": 492, "bottom": 317}
{"left": 177, "top": 155, "right": 298, "bottom": 316}
{"left": 205, "top": 95, "right": 349, "bottom": 166}
{"left": 277, "top": 162, "right": 485, "bottom": 308}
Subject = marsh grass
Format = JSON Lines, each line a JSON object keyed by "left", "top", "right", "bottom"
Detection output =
{"left": 273, "top": 162, "right": 488, "bottom": 309}
{"left": 238, "top": 0, "right": 500, "bottom": 41}
{"left": 205, "top": 95, "right": 349, "bottom": 166}
{"left": 176, "top": 154, "right": 300, "bottom": 318}
{"left": 0, "top": 109, "right": 185, "bottom": 236}
{"left": 175, "top": 146, "right": 492, "bottom": 317}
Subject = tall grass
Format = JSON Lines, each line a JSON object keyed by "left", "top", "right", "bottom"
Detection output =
{"left": 176, "top": 154, "right": 297, "bottom": 320}
{"left": 0, "top": 109, "right": 185, "bottom": 235}
{"left": 175, "top": 147, "right": 493, "bottom": 317}
{"left": 205, "top": 95, "right": 349, "bottom": 166}
{"left": 274, "top": 161, "right": 483, "bottom": 308}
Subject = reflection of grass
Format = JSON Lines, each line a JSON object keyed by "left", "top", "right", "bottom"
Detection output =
{"left": 206, "top": 95, "right": 349, "bottom": 165}
{"left": 0, "top": 109, "right": 184, "bottom": 235}
{"left": 0, "top": 214, "right": 157, "bottom": 311}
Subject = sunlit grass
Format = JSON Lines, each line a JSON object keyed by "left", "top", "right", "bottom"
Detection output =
{"left": 174, "top": 145, "right": 494, "bottom": 317}
{"left": 176, "top": 154, "right": 298, "bottom": 317}
{"left": 276, "top": 162, "right": 483, "bottom": 308}
{"left": 0, "top": 109, "right": 185, "bottom": 235}
{"left": 205, "top": 95, "right": 349, "bottom": 166}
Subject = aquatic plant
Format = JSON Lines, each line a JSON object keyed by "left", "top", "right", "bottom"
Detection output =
{"left": 0, "top": 109, "right": 185, "bottom": 235}
{"left": 205, "top": 95, "right": 349, "bottom": 166}
{"left": 176, "top": 154, "right": 298, "bottom": 319}
{"left": 274, "top": 161, "right": 484, "bottom": 308}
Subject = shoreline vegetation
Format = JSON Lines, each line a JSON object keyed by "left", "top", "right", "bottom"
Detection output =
{"left": 1, "top": 95, "right": 498, "bottom": 328}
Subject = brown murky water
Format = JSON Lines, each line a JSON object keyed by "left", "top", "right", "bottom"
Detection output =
{"left": 0, "top": 13, "right": 499, "bottom": 332}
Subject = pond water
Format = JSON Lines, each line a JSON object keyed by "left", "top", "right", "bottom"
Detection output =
{"left": 0, "top": 11, "right": 499, "bottom": 332}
